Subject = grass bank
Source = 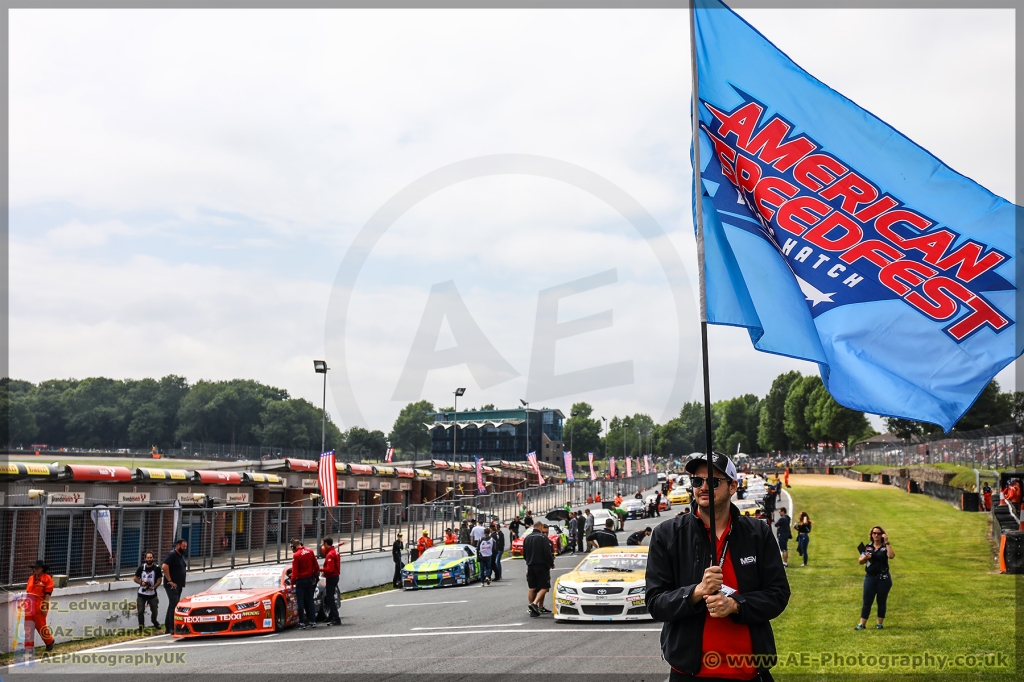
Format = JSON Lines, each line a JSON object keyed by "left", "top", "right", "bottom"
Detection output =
{"left": 772, "top": 484, "right": 1016, "bottom": 679}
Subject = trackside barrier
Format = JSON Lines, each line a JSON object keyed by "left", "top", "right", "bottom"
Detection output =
{"left": 0, "top": 474, "right": 657, "bottom": 588}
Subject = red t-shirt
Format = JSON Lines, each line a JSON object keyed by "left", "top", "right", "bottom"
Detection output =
{"left": 696, "top": 515, "right": 756, "bottom": 680}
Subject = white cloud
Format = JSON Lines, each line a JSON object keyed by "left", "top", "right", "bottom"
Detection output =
{"left": 8, "top": 7, "right": 1016, "bottom": 436}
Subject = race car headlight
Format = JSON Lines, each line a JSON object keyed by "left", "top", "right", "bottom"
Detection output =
{"left": 175, "top": 605, "right": 190, "bottom": 614}
{"left": 556, "top": 584, "right": 577, "bottom": 594}
{"left": 628, "top": 586, "right": 646, "bottom": 595}
{"left": 235, "top": 601, "right": 260, "bottom": 610}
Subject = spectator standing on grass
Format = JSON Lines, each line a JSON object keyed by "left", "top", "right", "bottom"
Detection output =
{"left": 583, "top": 509, "right": 595, "bottom": 552}
{"left": 646, "top": 453, "right": 790, "bottom": 682}
{"left": 982, "top": 483, "right": 992, "bottom": 512}
{"left": 134, "top": 551, "right": 162, "bottom": 632}
{"left": 795, "top": 512, "right": 812, "bottom": 567}
{"left": 162, "top": 539, "right": 188, "bottom": 634}
{"left": 479, "top": 530, "right": 495, "bottom": 585}
{"left": 857, "top": 526, "right": 895, "bottom": 630}
{"left": 523, "top": 522, "right": 554, "bottom": 617}
{"left": 320, "top": 538, "right": 341, "bottom": 626}
{"left": 290, "top": 539, "right": 319, "bottom": 629}
{"left": 392, "top": 533, "right": 405, "bottom": 588}
{"left": 774, "top": 508, "right": 792, "bottom": 568}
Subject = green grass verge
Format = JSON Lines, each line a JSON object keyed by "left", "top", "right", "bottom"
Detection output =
{"left": 773, "top": 484, "right": 1017, "bottom": 680}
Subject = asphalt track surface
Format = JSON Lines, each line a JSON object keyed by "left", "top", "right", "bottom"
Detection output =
{"left": 8, "top": 485, "right": 793, "bottom": 682}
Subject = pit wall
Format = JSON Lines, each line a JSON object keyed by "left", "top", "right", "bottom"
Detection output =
{"left": 0, "top": 550, "right": 395, "bottom": 654}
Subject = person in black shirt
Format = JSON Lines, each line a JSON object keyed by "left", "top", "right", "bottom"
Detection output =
{"left": 588, "top": 519, "right": 619, "bottom": 549}
{"left": 392, "top": 533, "right": 404, "bottom": 588}
{"left": 491, "top": 523, "right": 505, "bottom": 581}
{"left": 857, "top": 526, "right": 895, "bottom": 629}
{"left": 774, "top": 507, "right": 792, "bottom": 567}
{"left": 161, "top": 539, "right": 188, "bottom": 634}
{"left": 523, "top": 522, "right": 554, "bottom": 617}
{"left": 794, "top": 512, "right": 812, "bottom": 567}
{"left": 508, "top": 517, "right": 522, "bottom": 541}
{"left": 133, "top": 551, "right": 162, "bottom": 631}
{"left": 627, "top": 527, "right": 651, "bottom": 546}
{"left": 523, "top": 512, "right": 534, "bottom": 529}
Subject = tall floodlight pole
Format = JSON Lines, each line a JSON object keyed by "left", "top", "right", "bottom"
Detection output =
{"left": 454, "top": 388, "right": 466, "bottom": 462}
{"left": 520, "top": 399, "right": 530, "bottom": 460}
{"left": 313, "top": 361, "right": 329, "bottom": 453}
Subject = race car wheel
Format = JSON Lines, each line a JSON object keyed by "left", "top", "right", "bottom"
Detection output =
{"left": 273, "top": 597, "right": 286, "bottom": 632}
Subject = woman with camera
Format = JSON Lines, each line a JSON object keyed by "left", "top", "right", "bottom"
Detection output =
{"left": 856, "top": 526, "right": 895, "bottom": 629}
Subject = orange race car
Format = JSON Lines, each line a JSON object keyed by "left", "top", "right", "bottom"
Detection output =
{"left": 173, "top": 564, "right": 308, "bottom": 637}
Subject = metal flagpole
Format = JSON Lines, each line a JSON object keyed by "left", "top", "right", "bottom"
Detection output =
{"left": 689, "top": 0, "right": 717, "bottom": 551}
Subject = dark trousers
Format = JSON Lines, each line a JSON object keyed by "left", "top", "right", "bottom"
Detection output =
{"left": 796, "top": 534, "right": 809, "bottom": 563}
{"left": 324, "top": 576, "right": 340, "bottom": 623}
{"left": 393, "top": 559, "right": 403, "bottom": 587}
{"left": 576, "top": 531, "right": 586, "bottom": 553}
{"left": 493, "top": 551, "right": 502, "bottom": 580}
{"left": 295, "top": 577, "right": 317, "bottom": 624}
{"left": 861, "top": 574, "right": 892, "bottom": 620}
{"left": 163, "top": 585, "right": 181, "bottom": 632}
{"left": 480, "top": 555, "right": 493, "bottom": 580}
{"left": 137, "top": 593, "right": 159, "bottom": 627}
{"left": 568, "top": 535, "right": 577, "bottom": 552}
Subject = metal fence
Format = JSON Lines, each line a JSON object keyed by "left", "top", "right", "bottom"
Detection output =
{"left": 0, "top": 474, "right": 656, "bottom": 588}
{"left": 853, "top": 426, "right": 1024, "bottom": 470}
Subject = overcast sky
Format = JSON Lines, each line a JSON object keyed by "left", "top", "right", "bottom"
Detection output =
{"left": 9, "top": 8, "right": 1016, "bottom": 435}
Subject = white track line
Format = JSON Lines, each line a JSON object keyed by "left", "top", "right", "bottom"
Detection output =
{"left": 411, "top": 623, "right": 523, "bottom": 630}
{"left": 65, "top": 628, "right": 662, "bottom": 653}
{"left": 385, "top": 600, "right": 468, "bottom": 607}
{"left": 79, "top": 633, "right": 172, "bottom": 653}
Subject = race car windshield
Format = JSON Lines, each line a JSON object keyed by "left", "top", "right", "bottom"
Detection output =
{"left": 581, "top": 556, "right": 647, "bottom": 572}
{"left": 418, "top": 548, "right": 467, "bottom": 560}
{"left": 208, "top": 572, "right": 281, "bottom": 591}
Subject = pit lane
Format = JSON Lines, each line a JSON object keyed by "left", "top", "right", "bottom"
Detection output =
{"left": 12, "top": 486, "right": 789, "bottom": 678}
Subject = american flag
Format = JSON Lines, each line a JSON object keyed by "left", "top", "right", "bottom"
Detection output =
{"left": 318, "top": 450, "right": 338, "bottom": 507}
{"left": 385, "top": 447, "right": 394, "bottom": 463}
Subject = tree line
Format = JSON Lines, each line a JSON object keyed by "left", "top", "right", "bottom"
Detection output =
{"left": 0, "top": 376, "right": 390, "bottom": 458}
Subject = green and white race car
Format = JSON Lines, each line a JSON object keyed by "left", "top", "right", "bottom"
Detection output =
{"left": 401, "top": 544, "right": 481, "bottom": 589}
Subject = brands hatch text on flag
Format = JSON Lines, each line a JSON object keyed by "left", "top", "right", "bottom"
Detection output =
{"left": 692, "top": 0, "right": 1022, "bottom": 431}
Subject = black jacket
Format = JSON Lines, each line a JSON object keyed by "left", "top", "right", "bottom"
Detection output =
{"left": 392, "top": 539, "right": 404, "bottom": 563}
{"left": 522, "top": 530, "right": 554, "bottom": 568}
{"left": 646, "top": 504, "right": 790, "bottom": 676}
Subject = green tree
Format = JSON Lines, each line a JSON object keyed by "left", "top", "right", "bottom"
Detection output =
{"left": 127, "top": 402, "right": 166, "bottom": 447}
{"left": 784, "top": 375, "right": 821, "bottom": 448}
{"left": 564, "top": 402, "right": 602, "bottom": 456}
{"left": 758, "top": 371, "right": 802, "bottom": 451}
{"left": 714, "top": 394, "right": 760, "bottom": 455}
{"left": 805, "top": 383, "right": 870, "bottom": 446}
{"left": 175, "top": 379, "right": 286, "bottom": 446}
{"left": 955, "top": 380, "right": 1011, "bottom": 431}
{"left": 655, "top": 401, "right": 711, "bottom": 457}
{"left": 2, "top": 380, "right": 40, "bottom": 446}
{"left": 389, "top": 400, "right": 435, "bottom": 456}
{"left": 882, "top": 417, "right": 922, "bottom": 443}
{"left": 61, "top": 377, "right": 128, "bottom": 448}
{"left": 345, "top": 426, "right": 388, "bottom": 460}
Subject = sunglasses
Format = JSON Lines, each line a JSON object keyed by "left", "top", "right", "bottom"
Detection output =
{"left": 690, "top": 476, "right": 727, "bottom": 489}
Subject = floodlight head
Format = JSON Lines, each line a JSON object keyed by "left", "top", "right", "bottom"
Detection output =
{"left": 309, "top": 493, "right": 321, "bottom": 500}
{"left": 27, "top": 489, "right": 45, "bottom": 500}
{"left": 454, "top": 387, "right": 466, "bottom": 397}
{"left": 520, "top": 399, "right": 528, "bottom": 407}
{"left": 313, "top": 360, "right": 328, "bottom": 374}
{"left": 192, "top": 493, "right": 206, "bottom": 502}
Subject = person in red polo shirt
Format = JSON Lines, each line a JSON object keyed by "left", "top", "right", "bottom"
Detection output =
{"left": 290, "top": 539, "right": 320, "bottom": 630}
{"left": 646, "top": 454, "right": 790, "bottom": 682}
{"left": 25, "top": 560, "right": 56, "bottom": 653}
{"left": 320, "top": 537, "right": 341, "bottom": 626}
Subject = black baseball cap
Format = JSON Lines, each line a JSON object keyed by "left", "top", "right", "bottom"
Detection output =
{"left": 684, "top": 453, "right": 738, "bottom": 481}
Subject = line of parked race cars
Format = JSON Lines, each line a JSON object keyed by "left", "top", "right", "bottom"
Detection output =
{"left": 170, "top": 472, "right": 777, "bottom": 636}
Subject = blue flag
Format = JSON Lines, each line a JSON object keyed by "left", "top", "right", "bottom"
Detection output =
{"left": 693, "top": 0, "right": 1021, "bottom": 431}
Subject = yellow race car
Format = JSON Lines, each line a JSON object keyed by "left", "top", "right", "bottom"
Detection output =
{"left": 553, "top": 547, "right": 651, "bottom": 622}
{"left": 667, "top": 488, "right": 691, "bottom": 505}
